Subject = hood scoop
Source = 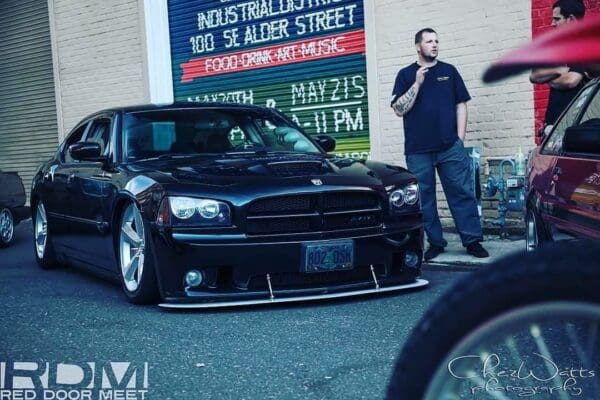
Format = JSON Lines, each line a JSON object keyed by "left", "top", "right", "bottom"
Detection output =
{"left": 266, "top": 160, "right": 329, "bottom": 177}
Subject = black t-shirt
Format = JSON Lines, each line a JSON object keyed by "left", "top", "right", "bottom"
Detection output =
{"left": 391, "top": 61, "right": 471, "bottom": 154}
{"left": 544, "top": 66, "right": 586, "bottom": 125}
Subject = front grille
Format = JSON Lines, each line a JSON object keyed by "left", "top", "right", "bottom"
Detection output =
{"left": 247, "top": 195, "right": 313, "bottom": 215}
{"left": 323, "top": 192, "right": 380, "bottom": 211}
{"left": 323, "top": 212, "right": 382, "bottom": 230}
{"left": 246, "top": 217, "right": 311, "bottom": 235}
{"left": 246, "top": 191, "right": 382, "bottom": 235}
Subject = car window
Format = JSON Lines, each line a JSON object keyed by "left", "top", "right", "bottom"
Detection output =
{"left": 84, "top": 118, "right": 111, "bottom": 156}
{"left": 542, "top": 85, "right": 595, "bottom": 155}
{"left": 579, "top": 86, "right": 600, "bottom": 125}
{"left": 122, "top": 109, "right": 319, "bottom": 161}
{"left": 62, "top": 123, "right": 89, "bottom": 163}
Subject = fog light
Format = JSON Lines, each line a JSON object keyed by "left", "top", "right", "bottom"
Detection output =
{"left": 185, "top": 270, "right": 203, "bottom": 287}
{"left": 404, "top": 252, "right": 420, "bottom": 268}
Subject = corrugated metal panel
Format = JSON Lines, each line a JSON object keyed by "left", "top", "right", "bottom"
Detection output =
{"left": 167, "top": 0, "right": 370, "bottom": 159}
{"left": 0, "top": 0, "right": 59, "bottom": 204}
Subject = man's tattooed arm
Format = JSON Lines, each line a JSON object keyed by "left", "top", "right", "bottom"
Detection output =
{"left": 392, "top": 65, "right": 428, "bottom": 117}
{"left": 393, "top": 83, "right": 420, "bottom": 116}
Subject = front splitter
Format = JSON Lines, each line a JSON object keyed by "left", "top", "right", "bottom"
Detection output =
{"left": 158, "top": 278, "right": 429, "bottom": 309}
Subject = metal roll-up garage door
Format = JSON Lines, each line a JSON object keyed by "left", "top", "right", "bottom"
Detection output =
{"left": 0, "top": 0, "right": 59, "bottom": 203}
{"left": 167, "top": 0, "right": 371, "bottom": 159}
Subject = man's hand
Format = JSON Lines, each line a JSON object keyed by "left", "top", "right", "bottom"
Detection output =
{"left": 415, "top": 66, "right": 429, "bottom": 86}
{"left": 549, "top": 71, "right": 584, "bottom": 89}
{"left": 529, "top": 67, "right": 569, "bottom": 84}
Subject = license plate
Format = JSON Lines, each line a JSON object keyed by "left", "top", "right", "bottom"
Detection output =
{"left": 301, "top": 240, "right": 354, "bottom": 273}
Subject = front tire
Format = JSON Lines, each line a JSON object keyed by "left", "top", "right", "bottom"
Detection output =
{"left": 33, "top": 202, "right": 59, "bottom": 268}
{"left": 386, "top": 240, "right": 600, "bottom": 399}
{"left": 117, "top": 203, "right": 159, "bottom": 304}
{"left": 0, "top": 208, "right": 15, "bottom": 247}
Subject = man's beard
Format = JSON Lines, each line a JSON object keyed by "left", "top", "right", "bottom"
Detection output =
{"left": 422, "top": 53, "right": 437, "bottom": 62}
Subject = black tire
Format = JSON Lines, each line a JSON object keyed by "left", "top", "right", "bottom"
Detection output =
{"left": 32, "top": 201, "right": 59, "bottom": 269}
{"left": 0, "top": 207, "right": 15, "bottom": 247}
{"left": 117, "top": 202, "right": 159, "bottom": 304}
{"left": 525, "top": 200, "right": 551, "bottom": 251}
{"left": 386, "top": 240, "right": 600, "bottom": 399}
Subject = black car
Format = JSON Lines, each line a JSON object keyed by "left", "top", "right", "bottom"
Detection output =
{"left": 0, "top": 170, "right": 30, "bottom": 247}
{"left": 31, "top": 103, "right": 427, "bottom": 307}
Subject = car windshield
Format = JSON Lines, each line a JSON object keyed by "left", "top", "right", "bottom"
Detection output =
{"left": 122, "top": 108, "right": 320, "bottom": 162}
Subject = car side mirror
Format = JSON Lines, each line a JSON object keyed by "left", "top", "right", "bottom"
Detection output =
{"left": 69, "top": 142, "right": 104, "bottom": 161}
{"left": 563, "top": 122, "right": 600, "bottom": 155}
{"left": 315, "top": 135, "right": 336, "bottom": 153}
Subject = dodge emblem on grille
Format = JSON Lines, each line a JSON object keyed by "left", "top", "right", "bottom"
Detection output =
{"left": 311, "top": 179, "right": 323, "bottom": 186}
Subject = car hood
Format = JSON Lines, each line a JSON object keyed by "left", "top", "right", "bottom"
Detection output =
{"left": 126, "top": 153, "right": 415, "bottom": 189}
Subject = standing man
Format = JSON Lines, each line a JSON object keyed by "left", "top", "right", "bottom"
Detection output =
{"left": 391, "top": 28, "right": 488, "bottom": 260}
{"left": 530, "top": 0, "right": 586, "bottom": 128}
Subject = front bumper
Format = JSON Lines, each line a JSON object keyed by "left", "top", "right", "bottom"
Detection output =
{"left": 150, "top": 219, "right": 425, "bottom": 307}
{"left": 159, "top": 279, "right": 429, "bottom": 308}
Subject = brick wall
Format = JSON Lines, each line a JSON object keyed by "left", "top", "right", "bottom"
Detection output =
{"left": 50, "top": 0, "right": 148, "bottom": 136}
{"left": 531, "top": 0, "right": 600, "bottom": 136}
{"left": 372, "top": 0, "right": 534, "bottom": 229}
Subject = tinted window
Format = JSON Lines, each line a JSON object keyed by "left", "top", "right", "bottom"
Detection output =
{"left": 579, "top": 86, "right": 600, "bottom": 125}
{"left": 63, "top": 123, "right": 88, "bottom": 163}
{"left": 85, "top": 118, "right": 111, "bottom": 156}
{"left": 122, "top": 109, "right": 319, "bottom": 161}
{"left": 542, "top": 85, "right": 595, "bottom": 155}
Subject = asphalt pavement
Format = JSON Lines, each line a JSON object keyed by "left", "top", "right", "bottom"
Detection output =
{"left": 0, "top": 220, "right": 469, "bottom": 400}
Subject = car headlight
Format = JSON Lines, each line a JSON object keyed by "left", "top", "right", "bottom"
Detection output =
{"left": 403, "top": 183, "right": 419, "bottom": 205}
{"left": 158, "top": 196, "right": 231, "bottom": 227}
{"left": 389, "top": 183, "right": 420, "bottom": 213}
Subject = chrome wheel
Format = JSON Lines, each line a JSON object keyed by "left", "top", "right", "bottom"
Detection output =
{"left": 35, "top": 203, "right": 48, "bottom": 258}
{"left": 424, "top": 302, "right": 600, "bottom": 400}
{"left": 0, "top": 208, "right": 14, "bottom": 245}
{"left": 119, "top": 204, "right": 145, "bottom": 292}
{"left": 525, "top": 209, "right": 538, "bottom": 252}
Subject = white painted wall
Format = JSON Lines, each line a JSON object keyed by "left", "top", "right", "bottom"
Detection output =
{"left": 49, "top": 0, "right": 148, "bottom": 137}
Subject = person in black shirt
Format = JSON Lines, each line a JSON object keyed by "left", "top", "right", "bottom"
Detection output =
{"left": 391, "top": 28, "right": 488, "bottom": 260}
{"left": 530, "top": 0, "right": 586, "bottom": 126}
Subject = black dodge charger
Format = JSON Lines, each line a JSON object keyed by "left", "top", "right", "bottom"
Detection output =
{"left": 31, "top": 103, "right": 427, "bottom": 308}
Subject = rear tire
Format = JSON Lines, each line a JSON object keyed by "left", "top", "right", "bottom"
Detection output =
{"left": 525, "top": 201, "right": 550, "bottom": 251}
{"left": 117, "top": 203, "right": 159, "bottom": 304}
{"left": 0, "top": 208, "right": 15, "bottom": 247}
{"left": 33, "top": 202, "right": 59, "bottom": 269}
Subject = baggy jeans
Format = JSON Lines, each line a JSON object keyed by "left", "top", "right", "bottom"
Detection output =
{"left": 406, "top": 139, "right": 483, "bottom": 247}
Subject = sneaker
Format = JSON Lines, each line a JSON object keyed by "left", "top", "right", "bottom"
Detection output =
{"left": 466, "top": 242, "right": 489, "bottom": 258}
{"left": 424, "top": 244, "right": 445, "bottom": 261}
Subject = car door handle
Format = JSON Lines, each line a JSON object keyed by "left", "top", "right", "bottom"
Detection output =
{"left": 552, "top": 167, "right": 562, "bottom": 181}
{"left": 67, "top": 173, "right": 75, "bottom": 185}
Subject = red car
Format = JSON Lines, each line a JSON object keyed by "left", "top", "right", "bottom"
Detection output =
{"left": 525, "top": 80, "right": 600, "bottom": 249}
{"left": 484, "top": 16, "right": 600, "bottom": 250}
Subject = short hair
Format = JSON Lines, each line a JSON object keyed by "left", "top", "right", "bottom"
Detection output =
{"left": 553, "top": 0, "right": 586, "bottom": 20}
{"left": 415, "top": 28, "right": 437, "bottom": 44}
